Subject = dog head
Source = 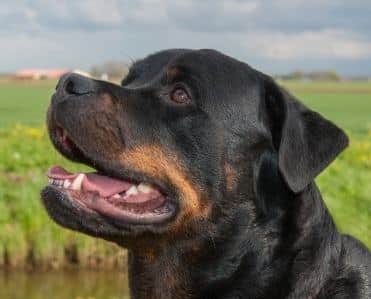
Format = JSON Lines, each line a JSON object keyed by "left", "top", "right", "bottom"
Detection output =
{"left": 41, "top": 49, "right": 348, "bottom": 248}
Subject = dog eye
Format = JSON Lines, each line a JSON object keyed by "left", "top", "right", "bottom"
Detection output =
{"left": 170, "top": 87, "right": 191, "bottom": 104}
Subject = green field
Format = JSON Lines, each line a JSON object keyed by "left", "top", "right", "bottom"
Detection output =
{"left": 282, "top": 80, "right": 371, "bottom": 135}
{"left": 0, "top": 79, "right": 370, "bottom": 268}
{"left": 0, "top": 79, "right": 56, "bottom": 128}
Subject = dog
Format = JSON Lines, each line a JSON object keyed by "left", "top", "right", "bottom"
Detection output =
{"left": 41, "top": 49, "right": 370, "bottom": 299}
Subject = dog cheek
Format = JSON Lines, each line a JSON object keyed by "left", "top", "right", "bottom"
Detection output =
{"left": 120, "top": 145, "right": 211, "bottom": 223}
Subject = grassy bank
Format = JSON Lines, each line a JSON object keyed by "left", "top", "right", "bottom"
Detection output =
{"left": 0, "top": 125, "right": 127, "bottom": 269}
{"left": 0, "top": 79, "right": 370, "bottom": 268}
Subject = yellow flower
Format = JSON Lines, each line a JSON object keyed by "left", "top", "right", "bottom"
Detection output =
{"left": 10, "top": 124, "right": 45, "bottom": 139}
{"left": 25, "top": 127, "right": 43, "bottom": 139}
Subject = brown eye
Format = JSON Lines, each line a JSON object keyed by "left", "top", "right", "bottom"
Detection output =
{"left": 170, "top": 87, "right": 191, "bottom": 104}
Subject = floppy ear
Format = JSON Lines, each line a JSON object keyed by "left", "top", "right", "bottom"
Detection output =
{"left": 263, "top": 78, "right": 349, "bottom": 193}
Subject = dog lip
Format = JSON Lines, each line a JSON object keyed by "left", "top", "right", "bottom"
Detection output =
{"left": 50, "top": 124, "right": 88, "bottom": 164}
{"left": 56, "top": 126, "right": 70, "bottom": 149}
{"left": 42, "top": 185, "right": 177, "bottom": 226}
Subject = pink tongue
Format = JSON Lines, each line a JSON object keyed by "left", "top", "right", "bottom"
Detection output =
{"left": 47, "top": 166, "right": 132, "bottom": 197}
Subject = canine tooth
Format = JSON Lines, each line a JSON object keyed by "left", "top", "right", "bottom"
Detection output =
{"left": 137, "top": 183, "right": 154, "bottom": 194}
{"left": 71, "top": 173, "right": 85, "bottom": 191}
{"left": 112, "top": 194, "right": 121, "bottom": 199}
{"left": 125, "top": 185, "right": 138, "bottom": 196}
{"left": 63, "top": 180, "right": 71, "bottom": 188}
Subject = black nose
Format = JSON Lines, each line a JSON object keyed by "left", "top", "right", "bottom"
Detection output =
{"left": 56, "top": 73, "right": 96, "bottom": 96}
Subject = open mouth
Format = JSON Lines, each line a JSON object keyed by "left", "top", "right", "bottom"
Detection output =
{"left": 45, "top": 126, "right": 176, "bottom": 225}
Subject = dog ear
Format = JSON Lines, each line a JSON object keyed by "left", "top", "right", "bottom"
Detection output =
{"left": 263, "top": 77, "right": 348, "bottom": 193}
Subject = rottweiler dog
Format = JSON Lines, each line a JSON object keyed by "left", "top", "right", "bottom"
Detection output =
{"left": 41, "top": 49, "right": 370, "bottom": 299}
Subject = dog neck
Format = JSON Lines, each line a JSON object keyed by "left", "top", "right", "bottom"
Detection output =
{"left": 127, "top": 243, "right": 195, "bottom": 299}
{"left": 127, "top": 184, "right": 340, "bottom": 299}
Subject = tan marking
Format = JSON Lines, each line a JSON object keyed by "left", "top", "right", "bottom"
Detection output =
{"left": 138, "top": 248, "right": 157, "bottom": 263}
{"left": 225, "top": 162, "right": 238, "bottom": 192}
{"left": 120, "top": 145, "right": 210, "bottom": 226}
{"left": 167, "top": 67, "right": 181, "bottom": 82}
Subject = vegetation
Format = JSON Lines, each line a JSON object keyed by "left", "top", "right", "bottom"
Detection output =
{"left": 0, "top": 79, "right": 370, "bottom": 269}
{"left": 0, "top": 79, "right": 55, "bottom": 128}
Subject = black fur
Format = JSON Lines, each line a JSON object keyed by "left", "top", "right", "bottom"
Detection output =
{"left": 42, "top": 49, "right": 370, "bottom": 299}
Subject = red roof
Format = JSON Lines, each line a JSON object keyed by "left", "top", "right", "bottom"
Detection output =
{"left": 15, "top": 69, "right": 69, "bottom": 78}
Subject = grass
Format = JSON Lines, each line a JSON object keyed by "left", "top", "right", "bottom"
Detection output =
{"left": 0, "top": 79, "right": 370, "bottom": 268}
{"left": 298, "top": 93, "right": 371, "bottom": 135}
{"left": 0, "top": 79, "right": 55, "bottom": 128}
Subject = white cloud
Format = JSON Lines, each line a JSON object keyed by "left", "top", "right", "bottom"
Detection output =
{"left": 75, "top": 1, "right": 123, "bottom": 26}
{"left": 124, "top": 0, "right": 169, "bottom": 24}
{"left": 243, "top": 30, "right": 371, "bottom": 60}
{"left": 222, "top": 0, "right": 259, "bottom": 14}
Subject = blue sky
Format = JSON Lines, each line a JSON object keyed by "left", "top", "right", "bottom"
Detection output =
{"left": 1, "top": 0, "right": 371, "bottom": 75}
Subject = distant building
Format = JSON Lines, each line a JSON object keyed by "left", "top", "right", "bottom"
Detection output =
{"left": 15, "top": 69, "right": 70, "bottom": 80}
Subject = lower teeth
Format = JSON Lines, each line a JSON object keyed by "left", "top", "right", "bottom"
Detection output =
{"left": 154, "top": 204, "right": 169, "bottom": 214}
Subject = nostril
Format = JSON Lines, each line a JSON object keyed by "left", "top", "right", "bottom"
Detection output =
{"left": 56, "top": 73, "right": 96, "bottom": 96}
{"left": 63, "top": 76, "right": 81, "bottom": 95}
{"left": 64, "top": 79, "right": 75, "bottom": 95}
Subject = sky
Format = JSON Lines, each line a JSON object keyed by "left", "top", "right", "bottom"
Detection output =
{"left": 1, "top": 0, "right": 371, "bottom": 76}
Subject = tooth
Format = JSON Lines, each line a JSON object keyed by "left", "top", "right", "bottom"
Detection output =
{"left": 125, "top": 185, "right": 138, "bottom": 197}
{"left": 137, "top": 183, "right": 154, "bottom": 194}
{"left": 154, "top": 208, "right": 162, "bottom": 214}
{"left": 71, "top": 173, "right": 85, "bottom": 191}
{"left": 63, "top": 180, "right": 71, "bottom": 188}
{"left": 112, "top": 194, "right": 121, "bottom": 199}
